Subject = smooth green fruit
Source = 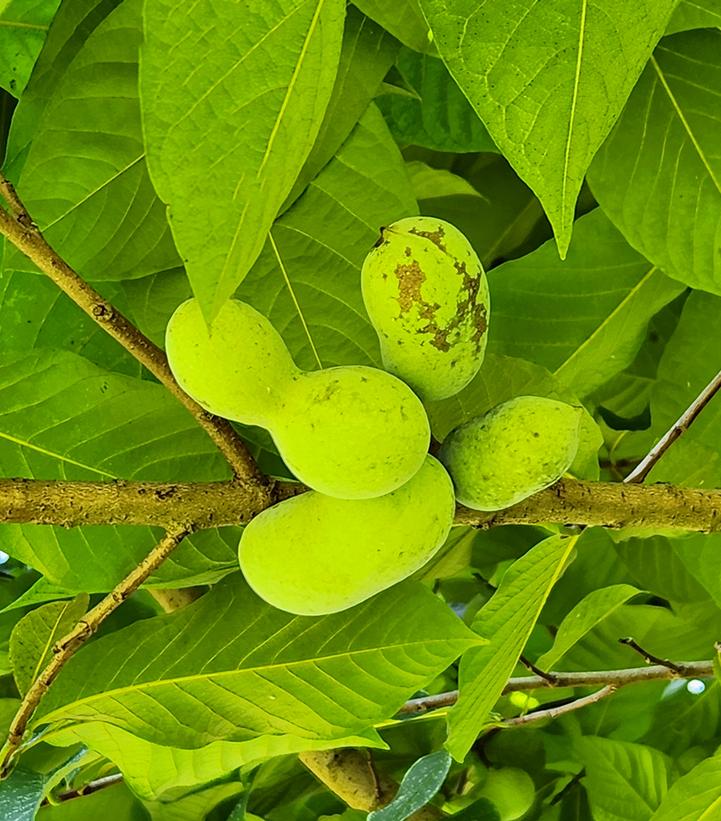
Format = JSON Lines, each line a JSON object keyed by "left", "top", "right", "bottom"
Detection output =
{"left": 361, "top": 216, "right": 490, "bottom": 401}
{"left": 239, "top": 456, "right": 455, "bottom": 615}
{"left": 439, "top": 396, "right": 581, "bottom": 511}
{"left": 165, "top": 298, "right": 297, "bottom": 425}
{"left": 477, "top": 768, "right": 535, "bottom": 821}
{"left": 273, "top": 366, "right": 430, "bottom": 499}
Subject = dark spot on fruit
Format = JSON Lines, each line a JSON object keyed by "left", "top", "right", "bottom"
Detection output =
{"left": 405, "top": 246, "right": 412, "bottom": 257}
{"left": 409, "top": 225, "right": 447, "bottom": 253}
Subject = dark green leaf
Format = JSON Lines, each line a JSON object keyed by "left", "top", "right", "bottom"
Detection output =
{"left": 368, "top": 750, "right": 451, "bottom": 820}
{"left": 0, "top": 1, "right": 61, "bottom": 96}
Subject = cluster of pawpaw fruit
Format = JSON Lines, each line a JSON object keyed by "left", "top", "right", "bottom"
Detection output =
{"left": 166, "top": 216, "right": 582, "bottom": 616}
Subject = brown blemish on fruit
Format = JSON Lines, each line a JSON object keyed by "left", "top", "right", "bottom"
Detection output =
{"left": 409, "top": 225, "right": 447, "bottom": 253}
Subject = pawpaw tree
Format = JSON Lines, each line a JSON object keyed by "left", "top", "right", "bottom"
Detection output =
{"left": 0, "top": 1, "right": 720, "bottom": 819}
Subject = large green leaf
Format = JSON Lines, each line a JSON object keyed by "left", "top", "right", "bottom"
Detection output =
{"left": 141, "top": 0, "right": 345, "bottom": 320}
{"left": 536, "top": 584, "right": 641, "bottom": 671}
{"left": 284, "top": 6, "right": 398, "bottom": 207}
{"left": 651, "top": 752, "right": 721, "bottom": 819}
{"left": 425, "top": 353, "right": 602, "bottom": 480}
{"left": 446, "top": 534, "right": 578, "bottom": 761}
{"left": 589, "top": 30, "right": 721, "bottom": 294}
{"left": 377, "top": 48, "right": 496, "bottom": 153}
{"left": 5, "top": 0, "right": 181, "bottom": 283}
{"left": 353, "top": 0, "right": 432, "bottom": 53}
{"left": 642, "top": 291, "right": 721, "bottom": 486}
{"left": 487, "top": 209, "right": 684, "bottom": 398}
{"left": 667, "top": 0, "right": 721, "bottom": 34}
{"left": 238, "top": 103, "right": 416, "bottom": 370}
{"left": 36, "top": 576, "right": 481, "bottom": 748}
{"left": 419, "top": 0, "right": 677, "bottom": 255}
{"left": 0, "top": 349, "right": 238, "bottom": 590}
{"left": 0, "top": 0, "right": 61, "bottom": 96}
{"left": 9, "top": 595, "right": 88, "bottom": 694}
{"left": 579, "top": 737, "right": 669, "bottom": 821}
{"left": 48, "top": 722, "right": 384, "bottom": 801}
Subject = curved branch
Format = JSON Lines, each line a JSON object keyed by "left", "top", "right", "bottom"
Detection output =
{"left": 0, "top": 186, "right": 265, "bottom": 489}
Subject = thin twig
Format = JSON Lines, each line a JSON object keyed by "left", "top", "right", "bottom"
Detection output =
{"left": 0, "top": 181, "right": 265, "bottom": 488}
{"left": 520, "top": 655, "right": 558, "bottom": 684}
{"left": 55, "top": 773, "right": 124, "bottom": 803}
{"left": 398, "top": 659, "right": 714, "bottom": 716}
{"left": 624, "top": 367, "right": 721, "bottom": 483}
{"left": 0, "top": 527, "right": 191, "bottom": 777}
{"left": 618, "top": 637, "right": 683, "bottom": 672}
{"left": 498, "top": 686, "right": 616, "bottom": 728}
{"left": 0, "top": 477, "right": 720, "bottom": 532}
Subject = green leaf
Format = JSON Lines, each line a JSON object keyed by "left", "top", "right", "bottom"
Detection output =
{"left": 284, "top": 6, "right": 399, "bottom": 207}
{"left": 9, "top": 594, "right": 89, "bottom": 694}
{"left": 642, "top": 291, "right": 721, "bottom": 487}
{"left": 6, "top": 0, "right": 182, "bottom": 283}
{"left": 0, "top": 349, "right": 238, "bottom": 590}
{"left": 536, "top": 584, "right": 641, "bottom": 671}
{"left": 368, "top": 750, "right": 451, "bottom": 820}
{"left": 353, "top": 0, "right": 432, "bottom": 53}
{"left": 589, "top": 30, "right": 721, "bottom": 294}
{"left": 377, "top": 48, "right": 496, "bottom": 153}
{"left": 37, "top": 782, "right": 147, "bottom": 820}
{"left": 0, "top": 767, "right": 50, "bottom": 821}
{"left": 667, "top": 0, "right": 721, "bottom": 35}
{"left": 143, "top": 782, "right": 244, "bottom": 821}
{"left": 425, "top": 353, "right": 602, "bottom": 480}
{"left": 48, "top": 721, "right": 384, "bottom": 801}
{"left": 419, "top": 0, "right": 677, "bottom": 255}
{"left": 36, "top": 576, "right": 481, "bottom": 749}
{"left": 651, "top": 753, "right": 721, "bottom": 819}
{"left": 238, "top": 103, "right": 416, "bottom": 370}
{"left": 0, "top": 0, "right": 61, "bottom": 96}
{"left": 141, "top": 0, "right": 346, "bottom": 320}
{"left": 446, "top": 534, "right": 578, "bottom": 761}
{"left": 487, "top": 209, "right": 684, "bottom": 398}
{"left": 578, "top": 737, "right": 669, "bottom": 821}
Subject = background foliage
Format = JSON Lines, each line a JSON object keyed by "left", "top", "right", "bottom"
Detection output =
{"left": 1, "top": 0, "right": 721, "bottom": 818}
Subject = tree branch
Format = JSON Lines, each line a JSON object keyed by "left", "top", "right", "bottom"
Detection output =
{"left": 0, "top": 182, "right": 265, "bottom": 489}
{"left": 624, "top": 367, "right": 721, "bottom": 484}
{"left": 399, "top": 659, "right": 714, "bottom": 716}
{"left": 498, "top": 686, "right": 616, "bottom": 728}
{"left": 0, "top": 527, "right": 191, "bottom": 777}
{"left": 0, "top": 477, "right": 720, "bottom": 532}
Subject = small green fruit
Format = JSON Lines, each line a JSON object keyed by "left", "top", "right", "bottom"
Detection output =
{"left": 361, "top": 216, "right": 490, "bottom": 401}
{"left": 165, "top": 298, "right": 297, "bottom": 425}
{"left": 439, "top": 396, "right": 581, "bottom": 511}
{"left": 238, "top": 455, "right": 455, "bottom": 615}
{"left": 477, "top": 768, "right": 535, "bottom": 821}
{"left": 273, "top": 366, "right": 430, "bottom": 499}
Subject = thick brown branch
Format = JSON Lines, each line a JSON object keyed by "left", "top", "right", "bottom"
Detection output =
{"left": 0, "top": 527, "right": 191, "bottom": 777}
{"left": 399, "top": 659, "right": 714, "bottom": 716}
{"left": 0, "top": 193, "right": 265, "bottom": 488}
{"left": 1, "top": 477, "right": 721, "bottom": 532}
{"left": 624, "top": 367, "right": 721, "bottom": 483}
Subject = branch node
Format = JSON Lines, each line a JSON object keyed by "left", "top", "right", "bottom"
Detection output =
{"left": 619, "top": 637, "right": 683, "bottom": 673}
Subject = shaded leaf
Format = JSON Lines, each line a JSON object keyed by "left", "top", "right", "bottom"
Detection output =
{"left": 537, "top": 585, "right": 641, "bottom": 671}
{"left": 6, "top": 0, "right": 181, "bottom": 282}
{"left": 579, "top": 737, "right": 669, "bottom": 821}
{"left": 666, "top": 0, "right": 721, "bottom": 35}
{"left": 589, "top": 30, "right": 721, "bottom": 294}
{"left": 353, "top": 0, "right": 432, "bottom": 53}
{"left": 368, "top": 750, "right": 451, "bottom": 820}
{"left": 419, "top": 0, "right": 676, "bottom": 254}
{"left": 9, "top": 594, "right": 89, "bottom": 694}
{"left": 377, "top": 48, "right": 496, "bottom": 153}
{"left": 37, "top": 576, "right": 481, "bottom": 749}
{"left": 141, "top": 0, "right": 346, "bottom": 320}
{"left": 487, "top": 210, "right": 684, "bottom": 398}
{"left": 0, "top": 767, "right": 49, "bottom": 821}
{"left": 37, "top": 781, "right": 147, "bottom": 820}
{"left": 0, "top": 0, "right": 61, "bottom": 96}
{"left": 143, "top": 781, "right": 243, "bottom": 821}
{"left": 446, "top": 534, "right": 578, "bottom": 761}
